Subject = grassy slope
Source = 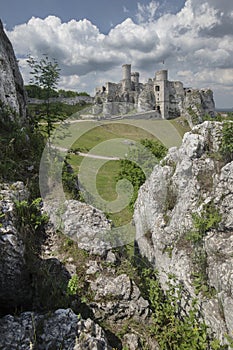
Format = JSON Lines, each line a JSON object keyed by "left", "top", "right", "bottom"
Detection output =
{"left": 66, "top": 118, "right": 189, "bottom": 226}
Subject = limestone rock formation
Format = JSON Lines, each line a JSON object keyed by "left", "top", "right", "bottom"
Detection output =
{"left": 0, "top": 309, "right": 111, "bottom": 349}
{"left": 89, "top": 273, "right": 150, "bottom": 322}
{"left": 44, "top": 199, "right": 112, "bottom": 256}
{"left": 184, "top": 88, "right": 216, "bottom": 127}
{"left": 134, "top": 121, "right": 233, "bottom": 346}
{"left": 0, "top": 20, "right": 27, "bottom": 122}
{"left": 0, "top": 182, "right": 32, "bottom": 313}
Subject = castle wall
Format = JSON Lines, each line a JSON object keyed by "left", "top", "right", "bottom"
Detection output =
{"left": 131, "top": 72, "right": 140, "bottom": 91}
{"left": 168, "top": 81, "right": 185, "bottom": 118}
{"left": 92, "top": 65, "right": 215, "bottom": 120}
{"left": 106, "top": 82, "right": 118, "bottom": 95}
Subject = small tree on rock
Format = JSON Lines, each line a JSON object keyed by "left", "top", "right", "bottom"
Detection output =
{"left": 27, "top": 55, "right": 60, "bottom": 138}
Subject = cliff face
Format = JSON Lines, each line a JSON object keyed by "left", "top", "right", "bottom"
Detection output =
{"left": 184, "top": 89, "right": 216, "bottom": 127}
{"left": 134, "top": 121, "right": 233, "bottom": 345}
{"left": 0, "top": 20, "right": 27, "bottom": 122}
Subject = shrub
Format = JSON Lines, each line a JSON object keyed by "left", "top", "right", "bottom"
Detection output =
{"left": 67, "top": 274, "right": 79, "bottom": 296}
{"left": 15, "top": 198, "right": 48, "bottom": 230}
{"left": 220, "top": 122, "right": 233, "bottom": 162}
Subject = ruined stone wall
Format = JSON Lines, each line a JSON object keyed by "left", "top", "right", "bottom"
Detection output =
{"left": 93, "top": 65, "right": 215, "bottom": 123}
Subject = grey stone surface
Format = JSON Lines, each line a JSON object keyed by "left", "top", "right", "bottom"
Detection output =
{"left": 61, "top": 200, "right": 112, "bottom": 255}
{"left": 134, "top": 121, "right": 233, "bottom": 345}
{"left": 0, "top": 20, "right": 27, "bottom": 122}
{"left": 0, "top": 182, "right": 31, "bottom": 312}
{"left": 0, "top": 309, "right": 111, "bottom": 350}
{"left": 90, "top": 273, "right": 150, "bottom": 322}
{"left": 44, "top": 199, "right": 112, "bottom": 256}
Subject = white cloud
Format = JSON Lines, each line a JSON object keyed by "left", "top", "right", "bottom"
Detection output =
{"left": 6, "top": 0, "right": 233, "bottom": 107}
{"left": 136, "top": 1, "right": 160, "bottom": 24}
{"left": 123, "top": 6, "right": 129, "bottom": 14}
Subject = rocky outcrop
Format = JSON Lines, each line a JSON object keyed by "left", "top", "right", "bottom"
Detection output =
{"left": 0, "top": 182, "right": 71, "bottom": 314}
{"left": 0, "top": 309, "right": 111, "bottom": 349}
{"left": 184, "top": 88, "right": 216, "bottom": 127}
{"left": 0, "top": 182, "right": 32, "bottom": 313}
{"left": 134, "top": 121, "right": 233, "bottom": 346}
{"left": 45, "top": 199, "right": 112, "bottom": 256}
{"left": 0, "top": 20, "right": 27, "bottom": 122}
{"left": 138, "top": 89, "right": 155, "bottom": 112}
{"left": 62, "top": 200, "right": 112, "bottom": 255}
{"left": 89, "top": 272, "right": 150, "bottom": 322}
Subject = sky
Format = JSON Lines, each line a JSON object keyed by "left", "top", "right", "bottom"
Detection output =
{"left": 1, "top": 0, "right": 233, "bottom": 108}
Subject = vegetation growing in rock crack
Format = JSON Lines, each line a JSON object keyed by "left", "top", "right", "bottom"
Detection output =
{"left": 220, "top": 121, "right": 233, "bottom": 162}
{"left": 141, "top": 268, "right": 226, "bottom": 350}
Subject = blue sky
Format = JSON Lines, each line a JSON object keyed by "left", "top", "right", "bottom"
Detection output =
{"left": 1, "top": 0, "right": 233, "bottom": 107}
{"left": 0, "top": 0, "right": 185, "bottom": 33}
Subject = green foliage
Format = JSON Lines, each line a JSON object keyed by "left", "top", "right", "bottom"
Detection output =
{"left": 224, "top": 334, "right": 233, "bottom": 348}
{"left": 28, "top": 102, "right": 90, "bottom": 129}
{"left": 62, "top": 160, "right": 80, "bottom": 199}
{"left": 26, "top": 85, "right": 90, "bottom": 100}
{"left": 67, "top": 274, "right": 79, "bottom": 296}
{"left": 117, "top": 139, "right": 168, "bottom": 210}
{"left": 186, "top": 202, "right": 222, "bottom": 243}
{"left": 203, "top": 112, "right": 233, "bottom": 122}
{"left": 141, "top": 269, "right": 222, "bottom": 350}
{"left": 220, "top": 122, "right": 233, "bottom": 162}
{"left": 0, "top": 120, "right": 45, "bottom": 197}
{"left": 140, "top": 138, "right": 168, "bottom": 160}
{"left": 184, "top": 202, "right": 221, "bottom": 297}
{"left": 58, "top": 89, "right": 90, "bottom": 97}
{"left": 15, "top": 198, "right": 48, "bottom": 230}
{"left": 117, "top": 159, "right": 146, "bottom": 210}
{"left": 27, "top": 55, "right": 60, "bottom": 92}
{"left": 27, "top": 55, "right": 60, "bottom": 138}
{"left": 25, "top": 84, "right": 59, "bottom": 99}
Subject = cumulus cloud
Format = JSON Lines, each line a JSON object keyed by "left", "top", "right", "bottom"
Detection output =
{"left": 6, "top": 0, "right": 233, "bottom": 106}
{"left": 136, "top": 1, "right": 160, "bottom": 24}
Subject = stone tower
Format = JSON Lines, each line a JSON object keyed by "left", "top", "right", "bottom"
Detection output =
{"left": 122, "top": 64, "right": 132, "bottom": 92}
{"left": 154, "top": 70, "right": 169, "bottom": 119}
{"left": 131, "top": 72, "right": 140, "bottom": 91}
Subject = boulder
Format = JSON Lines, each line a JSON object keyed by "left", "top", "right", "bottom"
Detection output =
{"left": 90, "top": 273, "right": 150, "bottom": 322}
{"left": 44, "top": 199, "right": 112, "bottom": 256}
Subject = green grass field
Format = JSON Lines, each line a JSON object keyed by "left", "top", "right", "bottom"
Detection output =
{"left": 71, "top": 122, "right": 161, "bottom": 151}
{"left": 63, "top": 118, "right": 190, "bottom": 227}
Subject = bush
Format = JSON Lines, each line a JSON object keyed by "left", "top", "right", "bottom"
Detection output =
{"left": 140, "top": 138, "right": 167, "bottom": 160}
{"left": 67, "top": 274, "right": 79, "bottom": 296}
{"left": 15, "top": 198, "right": 49, "bottom": 230}
{"left": 220, "top": 122, "right": 233, "bottom": 162}
{"left": 141, "top": 269, "right": 224, "bottom": 350}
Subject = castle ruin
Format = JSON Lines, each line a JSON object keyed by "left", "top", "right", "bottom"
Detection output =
{"left": 93, "top": 64, "right": 215, "bottom": 120}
